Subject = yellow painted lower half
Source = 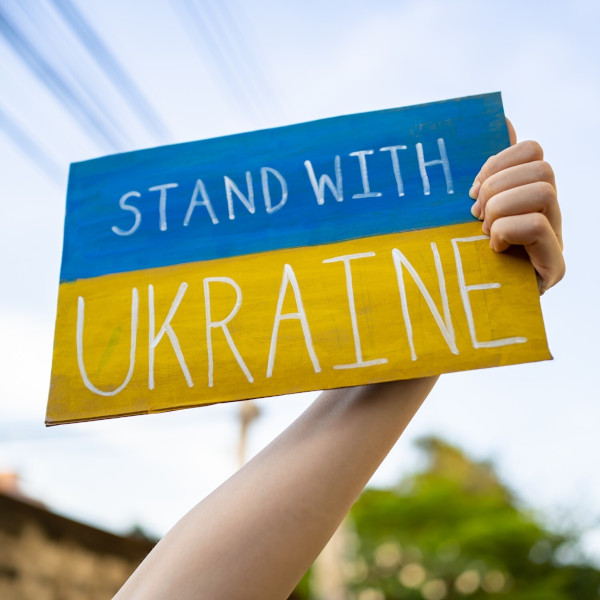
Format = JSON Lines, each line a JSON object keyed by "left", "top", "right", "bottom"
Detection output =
{"left": 47, "top": 222, "right": 550, "bottom": 424}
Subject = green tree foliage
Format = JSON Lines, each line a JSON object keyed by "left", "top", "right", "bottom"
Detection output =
{"left": 347, "top": 438, "right": 600, "bottom": 599}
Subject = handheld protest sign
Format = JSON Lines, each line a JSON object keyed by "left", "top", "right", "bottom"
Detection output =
{"left": 47, "top": 92, "right": 550, "bottom": 425}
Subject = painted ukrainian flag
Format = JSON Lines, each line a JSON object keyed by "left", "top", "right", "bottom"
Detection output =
{"left": 47, "top": 93, "right": 550, "bottom": 425}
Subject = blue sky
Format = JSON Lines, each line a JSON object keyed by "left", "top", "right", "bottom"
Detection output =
{"left": 1, "top": 0, "right": 599, "bottom": 559}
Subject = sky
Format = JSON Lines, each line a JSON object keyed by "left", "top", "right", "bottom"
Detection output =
{"left": 1, "top": 0, "right": 599, "bottom": 560}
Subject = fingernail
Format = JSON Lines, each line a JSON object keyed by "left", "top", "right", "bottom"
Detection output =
{"left": 482, "top": 220, "right": 490, "bottom": 235}
{"left": 471, "top": 202, "right": 481, "bottom": 219}
{"left": 469, "top": 179, "right": 481, "bottom": 200}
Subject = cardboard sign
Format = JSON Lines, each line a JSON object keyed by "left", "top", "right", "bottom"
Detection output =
{"left": 47, "top": 93, "right": 550, "bottom": 425}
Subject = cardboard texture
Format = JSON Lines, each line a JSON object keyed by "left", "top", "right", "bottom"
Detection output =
{"left": 47, "top": 93, "right": 550, "bottom": 425}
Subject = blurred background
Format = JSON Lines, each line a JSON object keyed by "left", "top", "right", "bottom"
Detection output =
{"left": 1, "top": 0, "right": 599, "bottom": 598}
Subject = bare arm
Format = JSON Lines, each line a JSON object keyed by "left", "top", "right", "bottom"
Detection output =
{"left": 116, "top": 125, "right": 564, "bottom": 600}
{"left": 115, "top": 377, "right": 437, "bottom": 600}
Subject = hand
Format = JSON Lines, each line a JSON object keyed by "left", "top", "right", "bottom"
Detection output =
{"left": 468, "top": 119, "right": 564, "bottom": 295}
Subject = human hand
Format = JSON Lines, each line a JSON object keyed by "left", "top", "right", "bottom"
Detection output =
{"left": 468, "top": 119, "right": 564, "bottom": 295}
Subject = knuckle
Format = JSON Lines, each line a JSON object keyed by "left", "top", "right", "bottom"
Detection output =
{"left": 489, "top": 224, "right": 509, "bottom": 253}
{"left": 520, "top": 140, "right": 544, "bottom": 160}
{"left": 479, "top": 177, "right": 496, "bottom": 202}
{"left": 556, "top": 256, "right": 566, "bottom": 283}
{"left": 528, "top": 211, "right": 550, "bottom": 238}
{"left": 535, "top": 160, "right": 555, "bottom": 182}
{"left": 480, "top": 155, "right": 497, "bottom": 181}
{"left": 484, "top": 195, "right": 500, "bottom": 222}
{"left": 534, "top": 181, "right": 557, "bottom": 207}
{"left": 489, "top": 217, "right": 505, "bottom": 240}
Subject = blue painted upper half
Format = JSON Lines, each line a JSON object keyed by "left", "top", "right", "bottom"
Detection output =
{"left": 60, "top": 93, "right": 508, "bottom": 282}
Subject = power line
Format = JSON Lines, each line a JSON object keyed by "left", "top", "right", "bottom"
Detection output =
{"left": 0, "top": 5, "right": 125, "bottom": 152}
{"left": 48, "top": 0, "right": 171, "bottom": 143}
{"left": 212, "top": 1, "right": 275, "bottom": 105}
{"left": 0, "top": 102, "right": 63, "bottom": 184}
{"left": 173, "top": 0, "right": 273, "bottom": 123}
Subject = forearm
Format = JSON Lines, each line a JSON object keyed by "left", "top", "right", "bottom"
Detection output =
{"left": 115, "top": 376, "right": 437, "bottom": 600}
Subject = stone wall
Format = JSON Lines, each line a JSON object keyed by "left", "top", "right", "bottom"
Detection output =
{"left": 0, "top": 492, "right": 155, "bottom": 600}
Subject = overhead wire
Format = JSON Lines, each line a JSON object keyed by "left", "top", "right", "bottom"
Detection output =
{"left": 0, "top": 5, "right": 125, "bottom": 153}
{"left": 11, "top": 0, "right": 136, "bottom": 150}
{"left": 0, "top": 101, "right": 62, "bottom": 184}
{"left": 173, "top": 0, "right": 274, "bottom": 124}
{"left": 0, "top": 1, "right": 277, "bottom": 182}
{"left": 210, "top": 1, "right": 275, "bottom": 107}
{"left": 47, "top": 0, "right": 171, "bottom": 143}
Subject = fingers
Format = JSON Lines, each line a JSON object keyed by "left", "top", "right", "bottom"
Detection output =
{"left": 477, "top": 162, "right": 562, "bottom": 248}
{"left": 468, "top": 138, "right": 565, "bottom": 295}
{"left": 469, "top": 140, "right": 544, "bottom": 212}
{"left": 489, "top": 213, "right": 565, "bottom": 294}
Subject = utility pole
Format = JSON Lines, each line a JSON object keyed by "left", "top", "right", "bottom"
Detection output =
{"left": 237, "top": 399, "right": 260, "bottom": 467}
